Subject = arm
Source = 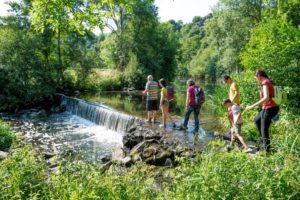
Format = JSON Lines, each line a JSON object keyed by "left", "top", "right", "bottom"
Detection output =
{"left": 160, "top": 89, "right": 164, "bottom": 106}
{"left": 143, "top": 82, "right": 149, "bottom": 94}
{"left": 234, "top": 112, "right": 241, "bottom": 125}
{"left": 245, "top": 85, "right": 269, "bottom": 111}
{"left": 186, "top": 91, "right": 190, "bottom": 109}
{"left": 143, "top": 89, "right": 148, "bottom": 94}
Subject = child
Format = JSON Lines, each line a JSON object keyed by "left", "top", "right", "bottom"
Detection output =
{"left": 223, "top": 99, "right": 252, "bottom": 153}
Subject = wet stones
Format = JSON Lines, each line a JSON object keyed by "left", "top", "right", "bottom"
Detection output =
{"left": 122, "top": 124, "right": 199, "bottom": 166}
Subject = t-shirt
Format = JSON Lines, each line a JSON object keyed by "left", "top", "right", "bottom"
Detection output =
{"left": 145, "top": 81, "right": 158, "bottom": 100}
{"left": 230, "top": 82, "right": 240, "bottom": 105}
{"left": 231, "top": 104, "right": 243, "bottom": 124}
{"left": 260, "top": 79, "right": 277, "bottom": 109}
{"left": 187, "top": 85, "right": 197, "bottom": 107}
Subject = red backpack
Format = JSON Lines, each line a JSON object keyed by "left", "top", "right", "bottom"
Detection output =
{"left": 166, "top": 86, "right": 175, "bottom": 102}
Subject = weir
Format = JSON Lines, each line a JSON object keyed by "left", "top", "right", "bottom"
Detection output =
{"left": 58, "top": 94, "right": 139, "bottom": 133}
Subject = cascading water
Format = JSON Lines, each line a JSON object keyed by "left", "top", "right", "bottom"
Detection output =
{"left": 58, "top": 94, "right": 139, "bottom": 133}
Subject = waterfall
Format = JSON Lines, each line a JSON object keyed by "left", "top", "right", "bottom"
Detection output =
{"left": 58, "top": 94, "right": 138, "bottom": 133}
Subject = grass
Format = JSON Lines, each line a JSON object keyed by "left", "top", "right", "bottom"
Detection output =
{"left": 0, "top": 121, "right": 15, "bottom": 151}
{"left": 0, "top": 134, "right": 299, "bottom": 200}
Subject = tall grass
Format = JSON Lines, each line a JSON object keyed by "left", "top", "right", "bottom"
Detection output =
{"left": 0, "top": 138, "right": 299, "bottom": 200}
{"left": 0, "top": 121, "right": 15, "bottom": 151}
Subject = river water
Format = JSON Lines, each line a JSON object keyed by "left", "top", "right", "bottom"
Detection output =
{"left": 2, "top": 91, "right": 220, "bottom": 163}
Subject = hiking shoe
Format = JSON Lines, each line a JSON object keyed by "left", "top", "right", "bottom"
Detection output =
{"left": 244, "top": 147, "right": 253, "bottom": 153}
{"left": 178, "top": 125, "right": 187, "bottom": 130}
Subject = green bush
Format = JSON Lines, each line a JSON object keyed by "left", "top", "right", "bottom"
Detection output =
{"left": 0, "top": 146, "right": 48, "bottom": 199}
{"left": 0, "top": 121, "right": 15, "bottom": 151}
{"left": 78, "top": 69, "right": 122, "bottom": 91}
{"left": 166, "top": 150, "right": 300, "bottom": 200}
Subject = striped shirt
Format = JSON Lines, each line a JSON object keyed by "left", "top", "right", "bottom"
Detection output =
{"left": 145, "top": 81, "right": 158, "bottom": 100}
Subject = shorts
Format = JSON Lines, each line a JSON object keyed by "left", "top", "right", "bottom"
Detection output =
{"left": 160, "top": 100, "right": 169, "bottom": 107}
{"left": 232, "top": 123, "right": 242, "bottom": 135}
{"left": 146, "top": 99, "right": 158, "bottom": 111}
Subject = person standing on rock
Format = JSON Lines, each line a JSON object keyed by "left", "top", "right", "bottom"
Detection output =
{"left": 143, "top": 75, "right": 159, "bottom": 123}
{"left": 180, "top": 79, "right": 204, "bottom": 133}
{"left": 158, "top": 78, "right": 175, "bottom": 128}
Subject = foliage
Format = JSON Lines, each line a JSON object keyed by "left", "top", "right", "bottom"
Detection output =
{"left": 123, "top": 52, "right": 143, "bottom": 87}
{"left": 0, "top": 131, "right": 299, "bottom": 199}
{"left": 167, "top": 147, "right": 300, "bottom": 200}
{"left": 0, "top": 27, "right": 57, "bottom": 110}
{"left": 241, "top": 16, "right": 300, "bottom": 107}
{"left": 0, "top": 121, "right": 15, "bottom": 151}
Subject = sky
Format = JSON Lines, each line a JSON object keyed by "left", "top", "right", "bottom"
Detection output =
{"left": 0, "top": 0, "right": 217, "bottom": 23}
{"left": 155, "top": 0, "right": 218, "bottom": 23}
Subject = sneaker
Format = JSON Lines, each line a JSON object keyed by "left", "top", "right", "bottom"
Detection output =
{"left": 172, "top": 122, "right": 177, "bottom": 128}
{"left": 244, "top": 147, "right": 253, "bottom": 153}
{"left": 145, "top": 119, "right": 151, "bottom": 123}
{"left": 178, "top": 125, "right": 187, "bottom": 130}
{"left": 159, "top": 124, "right": 166, "bottom": 128}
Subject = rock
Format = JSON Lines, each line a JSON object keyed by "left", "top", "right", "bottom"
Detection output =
{"left": 44, "top": 153, "right": 56, "bottom": 159}
{"left": 112, "top": 148, "right": 126, "bottom": 161}
{"left": 0, "top": 151, "right": 8, "bottom": 160}
{"left": 130, "top": 140, "right": 148, "bottom": 157}
{"left": 120, "top": 157, "right": 132, "bottom": 167}
{"left": 164, "top": 158, "right": 173, "bottom": 167}
{"left": 142, "top": 143, "right": 159, "bottom": 158}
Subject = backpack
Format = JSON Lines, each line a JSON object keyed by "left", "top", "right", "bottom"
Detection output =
{"left": 272, "top": 86, "right": 287, "bottom": 105}
{"left": 166, "top": 86, "right": 175, "bottom": 102}
{"left": 194, "top": 86, "right": 205, "bottom": 108}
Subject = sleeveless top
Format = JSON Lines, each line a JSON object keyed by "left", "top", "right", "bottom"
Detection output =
{"left": 161, "top": 87, "right": 168, "bottom": 101}
{"left": 260, "top": 79, "right": 278, "bottom": 109}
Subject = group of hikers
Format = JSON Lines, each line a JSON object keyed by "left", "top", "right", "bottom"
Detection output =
{"left": 143, "top": 69, "right": 279, "bottom": 153}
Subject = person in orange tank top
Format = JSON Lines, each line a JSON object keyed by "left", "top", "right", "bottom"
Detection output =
{"left": 245, "top": 70, "right": 279, "bottom": 153}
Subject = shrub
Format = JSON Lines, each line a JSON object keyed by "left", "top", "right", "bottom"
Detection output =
{"left": 0, "top": 121, "right": 15, "bottom": 151}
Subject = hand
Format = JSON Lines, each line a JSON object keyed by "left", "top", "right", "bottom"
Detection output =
{"left": 245, "top": 105, "right": 253, "bottom": 112}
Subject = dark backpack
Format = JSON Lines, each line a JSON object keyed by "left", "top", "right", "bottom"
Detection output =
{"left": 166, "top": 86, "right": 175, "bottom": 102}
{"left": 194, "top": 86, "right": 205, "bottom": 108}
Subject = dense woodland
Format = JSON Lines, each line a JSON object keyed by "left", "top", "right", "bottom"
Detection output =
{"left": 0, "top": 0, "right": 299, "bottom": 111}
{"left": 0, "top": 0, "right": 299, "bottom": 199}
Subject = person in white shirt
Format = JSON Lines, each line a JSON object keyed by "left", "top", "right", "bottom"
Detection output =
{"left": 223, "top": 99, "right": 252, "bottom": 153}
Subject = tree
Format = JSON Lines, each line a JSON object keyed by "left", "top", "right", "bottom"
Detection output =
{"left": 241, "top": 16, "right": 300, "bottom": 103}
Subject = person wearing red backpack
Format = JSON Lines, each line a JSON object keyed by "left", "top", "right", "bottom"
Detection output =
{"left": 179, "top": 79, "right": 204, "bottom": 133}
{"left": 158, "top": 78, "right": 175, "bottom": 128}
{"left": 245, "top": 70, "right": 279, "bottom": 153}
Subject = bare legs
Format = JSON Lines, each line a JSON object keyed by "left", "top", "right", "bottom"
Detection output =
{"left": 147, "top": 111, "right": 157, "bottom": 122}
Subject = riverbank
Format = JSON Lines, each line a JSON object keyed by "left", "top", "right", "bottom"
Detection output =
{"left": 0, "top": 118, "right": 299, "bottom": 199}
